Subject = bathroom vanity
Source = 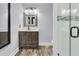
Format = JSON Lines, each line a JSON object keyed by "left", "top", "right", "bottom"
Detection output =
{"left": 19, "top": 7, "right": 39, "bottom": 49}
{"left": 19, "top": 30, "right": 39, "bottom": 49}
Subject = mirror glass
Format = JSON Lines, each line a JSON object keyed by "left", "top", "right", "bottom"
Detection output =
{"left": 0, "top": 3, "right": 10, "bottom": 48}
{"left": 24, "top": 15, "right": 37, "bottom": 27}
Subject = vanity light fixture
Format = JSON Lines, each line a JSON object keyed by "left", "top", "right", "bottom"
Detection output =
{"left": 24, "top": 7, "right": 38, "bottom": 15}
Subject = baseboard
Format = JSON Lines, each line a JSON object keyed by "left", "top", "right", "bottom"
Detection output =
{"left": 9, "top": 48, "right": 19, "bottom": 56}
{"left": 39, "top": 42, "right": 53, "bottom": 46}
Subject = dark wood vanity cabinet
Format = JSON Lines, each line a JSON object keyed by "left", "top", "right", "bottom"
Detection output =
{"left": 19, "top": 31, "right": 38, "bottom": 49}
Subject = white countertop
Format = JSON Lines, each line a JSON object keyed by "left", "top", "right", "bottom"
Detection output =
{"left": 19, "top": 29, "right": 39, "bottom": 32}
{"left": 19, "top": 27, "right": 39, "bottom": 32}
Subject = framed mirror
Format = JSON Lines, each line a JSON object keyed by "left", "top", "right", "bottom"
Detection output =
{"left": 23, "top": 7, "right": 38, "bottom": 27}
{"left": 0, "top": 3, "right": 10, "bottom": 49}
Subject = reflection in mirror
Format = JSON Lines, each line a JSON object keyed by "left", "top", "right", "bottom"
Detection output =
{"left": 0, "top": 3, "right": 10, "bottom": 49}
{"left": 24, "top": 15, "right": 37, "bottom": 27}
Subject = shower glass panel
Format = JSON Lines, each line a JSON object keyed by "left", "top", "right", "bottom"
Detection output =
{"left": 57, "top": 3, "right": 70, "bottom": 56}
{"left": 71, "top": 3, "right": 79, "bottom": 56}
{"left": 57, "top": 3, "right": 79, "bottom": 56}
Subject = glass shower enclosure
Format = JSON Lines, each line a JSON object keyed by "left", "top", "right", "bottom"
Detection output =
{"left": 57, "top": 3, "right": 79, "bottom": 56}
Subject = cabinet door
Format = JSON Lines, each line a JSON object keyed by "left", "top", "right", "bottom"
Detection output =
{"left": 25, "top": 32, "right": 31, "bottom": 45}
{"left": 31, "top": 32, "right": 38, "bottom": 44}
{"left": 19, "top": 32, "right": 26, "bottom": 48}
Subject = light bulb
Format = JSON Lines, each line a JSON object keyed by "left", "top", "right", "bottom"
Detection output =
{"left": 72, "top": 9, "right": 77, "bottom": 15}
{"left": 73, "top": 9, "right": 77, "bottom": 13}
{"left": 34, "top": 9, "right": 38, "bottom": 15}
{"left": 61, "top": 9, "right": 66, "bottom": 15}
{"left": 25, "top": 10, "right": 29, "bottom": 15}
{"left": 29, "top": 9, "right": 33, "bottom": 14}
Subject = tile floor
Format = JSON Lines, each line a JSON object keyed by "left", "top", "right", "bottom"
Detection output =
{"left": 16, "top": 46, "right": 53, "bottom": 56}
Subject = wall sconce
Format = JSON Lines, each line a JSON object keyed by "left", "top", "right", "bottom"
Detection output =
{"left": 24, "top": 7, "right": 38, "bottom": 15}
